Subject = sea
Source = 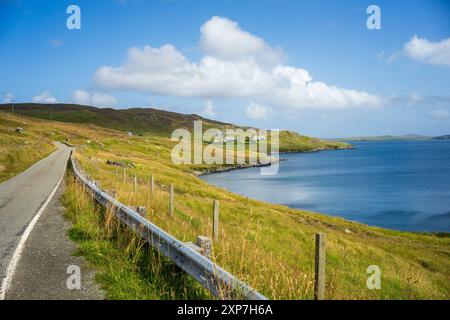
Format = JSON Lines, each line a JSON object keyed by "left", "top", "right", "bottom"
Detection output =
{"left": 201, "top": 140, "right": 450, "bottom": 232}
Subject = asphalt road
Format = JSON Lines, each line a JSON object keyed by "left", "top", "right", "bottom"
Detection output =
{"left": 5, "top": 181, "right": 103, "bottom": 300}
{"left": 0, "top": 143, "right": 72, "bottom": 281}
{"left": 0, "top": 143, "right": 70, "bottom": 276}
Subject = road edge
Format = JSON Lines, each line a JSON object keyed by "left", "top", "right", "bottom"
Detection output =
{"left": 0, "top": 147, "right": 68, "bottom": 300}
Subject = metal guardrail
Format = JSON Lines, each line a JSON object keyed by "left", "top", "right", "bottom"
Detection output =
{"left": 70, "top": 152, "right": 268, "bottom": 300}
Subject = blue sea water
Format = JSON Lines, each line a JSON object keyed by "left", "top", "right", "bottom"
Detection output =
{"left": 201, "top": 140, "right": 450, "bottom": 232}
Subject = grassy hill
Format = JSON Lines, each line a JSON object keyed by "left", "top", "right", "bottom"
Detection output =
{"left": 0, "top": 103, "right": 230, "bottom": 135}
{"left": 0, "top": 110, "right": 448, "bottom": 300}
{"left": 0, "top": 113, "right": 55, "bottom": 182}
{"left": 0, "top": 103, "right": 350, "bottom": 152}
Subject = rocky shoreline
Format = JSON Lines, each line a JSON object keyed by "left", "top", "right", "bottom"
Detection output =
{"left": 194, "top": 145, "right": 353, "bottom": 176}
{"left": 193, "top": 159, "right": 284, "bottom": 177}
{"left": 279, "top": 144, "right": 354, "bottom": 154}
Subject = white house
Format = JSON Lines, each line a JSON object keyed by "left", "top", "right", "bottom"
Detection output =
{"left": 251, "top": 135, "right": 266, "bottom": 142}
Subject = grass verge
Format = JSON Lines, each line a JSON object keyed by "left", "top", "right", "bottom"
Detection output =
{"left": 0, "top": 113, "right": 55, "bottom": 182}
{"left": 62, "top": 172, "right": 211, "bottom": 300}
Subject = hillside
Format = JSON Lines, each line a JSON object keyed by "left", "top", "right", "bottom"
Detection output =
{"left": 0, "top": 103, "right": 350, "bottom": 152}
{"left": 0, "top": 103, "right": 231, "bottom": 135}
{"left": 0, "top": 111, "right": 448, "bottom": 300}
{"left": 0, "top": 113, "right": 56, "bottom": 182}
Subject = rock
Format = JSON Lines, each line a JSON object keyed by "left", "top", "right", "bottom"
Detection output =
{"left": 344, "top": 228, "right": 352, "bottom": 234}
{"left": 106, "top": 160, "right": 124, "bottom": 167}
{"left": 15, "top": 127, "right": 25, "bottom": 134}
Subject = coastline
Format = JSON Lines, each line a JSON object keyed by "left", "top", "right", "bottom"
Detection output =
{"left": 193, "top": 144, "right": 353, "bottom": 176}
{"left": 193, "top": 160, "right": 283, "bottom": 177}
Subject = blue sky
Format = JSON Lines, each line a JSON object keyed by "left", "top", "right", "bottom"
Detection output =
{"left": 1, "top": 0, "right": 449, "bottom": 137}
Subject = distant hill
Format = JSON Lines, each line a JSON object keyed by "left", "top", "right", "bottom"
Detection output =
{"left": 0, "top": 103, "right": 232, "bottom": 135}
{"left": 433, "top": 135, "right": 450, "bottom": 140}
{"left": 0, "top": 103, "right": 350, "bottom": 152}
{"left": 335, "top": 134, "right": 432, "bottom": 142}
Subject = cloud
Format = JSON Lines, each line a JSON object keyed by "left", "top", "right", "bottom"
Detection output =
{"left": 200, "top": 100, "right": 216, "bottom": 118}
{"left": 429, "top": 109, "right": 450, "bottom": 119}
{"left": 93, "top": 16, "right": 380, "bottom": 110}
{"left": 403, "top": 36, "right": 450, "bottom": 66}
{"left": 199, "top": 16, "right": 284, "bottom": 66}
{"left": 3, "top": 92, "right": 13, "bottom": 103}
{"left": 72, "top": 90, "right": 118, "bottom": 107}
{"left": 32, "top": 91, "right": 58, "bottom": 103}
{"left": 245, "top": 102, "right": 268, "bottom": 120}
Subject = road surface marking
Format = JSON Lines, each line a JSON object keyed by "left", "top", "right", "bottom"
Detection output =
{"left": 0, "top": 167, "right": 66, "bottom": 300}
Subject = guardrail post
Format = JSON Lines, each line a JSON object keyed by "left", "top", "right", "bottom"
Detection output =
{"left": 196, "top": 236, "right": 212, "bottom": 258}
{"left": 150, "top": 174, "right": 154, "bottom": 195}
{"left": 134, "top": 174, "right": 137, "bottom": 193}
{"left": 169, "top": 183, "right": 174, "bottom": 216}
{"left": 106, "top": 190, "right": 116, "bottom": 198}
{"left": 132, "top": 206, "right": 147, "bottom": 217}
{"left": 213, "top": 200, "right": 219, "bottom": 241}
{"left": 314, "top": 233, "right": 326, "bottom": 300}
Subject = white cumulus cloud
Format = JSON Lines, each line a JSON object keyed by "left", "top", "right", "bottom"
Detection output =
{"left": 199, "top": 16, "right": 284, "bottom": 66}
{"left": 72, "top": 90, "right": 118, "bottom": 107}
{"left": 93, "top": 16, "right": 380, "bottom": 110}
{"left": 403, "top": 36, "right": 450, "bottom": 66}
{"left": 245, "top": 102, "right": 268, "bottom": 120}
{"left": 32, "top": 91, "right": 58, "bottom": 103}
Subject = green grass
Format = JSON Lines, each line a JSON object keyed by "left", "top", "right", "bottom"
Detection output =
{"left": 279, "top": 130, "right": 350, "bottom": 152}
{"left": 63, "top": 173, "right": 211, "bottom": 300}
{"left": 0, "top": 113, "right": 55, "bottom": 183}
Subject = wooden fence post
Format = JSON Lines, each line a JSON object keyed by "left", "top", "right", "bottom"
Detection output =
{"left": 169, "top": 183, "right": 174, "bottom": 215}
{"left": 213, "top": 200, "right": 219, "bottom": 241}
{"left": 134, "top": 174, "right": 137, "bottom": 193}
{"left": 314, "top": 233, "right": 326, "bottom": 300}
{"left": 150, "top": 174, "right": 154, "bottom": 195}
{"left": 123, "top": 167, "right": 126, "bottom": 184}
